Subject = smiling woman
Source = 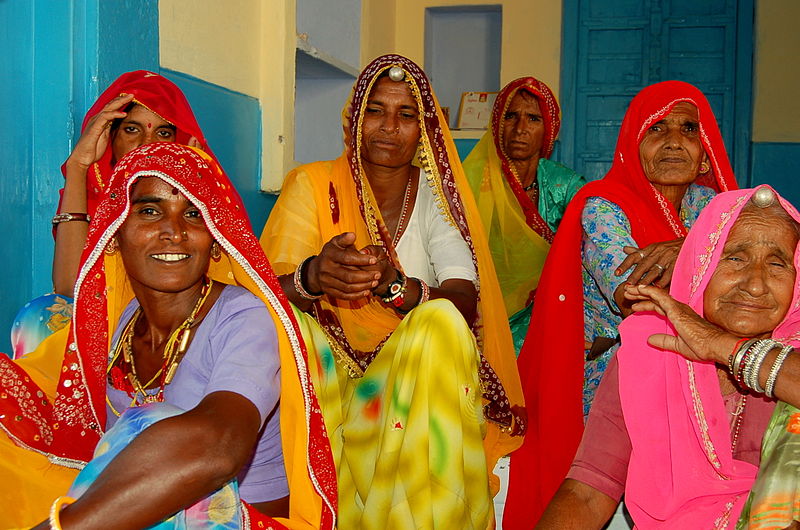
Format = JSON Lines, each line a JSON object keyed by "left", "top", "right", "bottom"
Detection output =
{"left": 0, "top": 143, "right": 336, "bottom": 529}
{"left": 537, "top": 186, "right": 800, "bottom": 529}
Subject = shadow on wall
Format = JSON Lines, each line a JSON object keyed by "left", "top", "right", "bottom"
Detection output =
{"left": 163, "top": 69, "right": 277, "bottom": 231}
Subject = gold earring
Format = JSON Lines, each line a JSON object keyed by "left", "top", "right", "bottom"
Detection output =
{"left": 210, "top": 241, "right": 221, "bottom": 261}
{"left": 699, "top": 161, "right": 710, "bottom": 174}
{"left": 104, "top": 237, "right": 119, "bottom": 255}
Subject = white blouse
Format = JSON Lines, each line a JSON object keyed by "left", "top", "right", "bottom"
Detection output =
{"left": 394, "top": 173, "right": 477, "bottom": 287}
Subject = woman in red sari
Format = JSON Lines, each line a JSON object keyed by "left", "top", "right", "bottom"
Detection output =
{"left": 504, "top": 81, "right": 739, "bottom": 527}
{"left": 13, "top": 71, "right": 219, "bottom": 359}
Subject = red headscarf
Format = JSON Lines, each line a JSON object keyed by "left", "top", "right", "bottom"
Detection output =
{"left": 504, "top": 80, "right": 739, "bottom": 528}
{"left": 489, "top": 77, "right": 561, "bottom": 241}
{"left": 3, "top": 143, "right": 336, "bottom": 528}
{"left": 62, "top": 70, "right": 216, "bottom": 216}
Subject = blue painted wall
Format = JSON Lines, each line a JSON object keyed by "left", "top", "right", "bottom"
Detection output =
{"left": 163, "top": 70, "right": 274, "bottom": 231}
{"left": 0, "top": 0, "right": 274, "bottom": 354}
{"left": 751, "top": 142, "right": 800, "bottom": 206}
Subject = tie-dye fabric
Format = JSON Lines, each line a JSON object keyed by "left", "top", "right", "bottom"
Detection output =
{"left": 294, "top": 300, "right": 492, "bottom": 529}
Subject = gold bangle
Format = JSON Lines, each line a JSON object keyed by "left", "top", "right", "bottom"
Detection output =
{"left": 49, "top": 495, "right": 76, "bottom": 530}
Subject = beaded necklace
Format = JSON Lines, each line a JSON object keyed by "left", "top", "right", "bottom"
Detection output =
{"left": 730, "top": 394, "right": 747, "bottom": 452}
{"left": 391, "top": 176, "right": 413, "bottom": 247}
{"left": 106, "top": 278, "right": 214, "bottom": 415}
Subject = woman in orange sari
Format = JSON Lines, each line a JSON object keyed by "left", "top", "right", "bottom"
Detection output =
{"left": 0, "top": 143, "right": 335, "bottom": 529}
{"left": 261, "top": 54, "right": 524, "bottom": 529}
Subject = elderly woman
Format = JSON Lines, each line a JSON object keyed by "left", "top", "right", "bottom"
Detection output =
{"left": 539, "top": 186, "right": 800, "bottom": 529}
{"left": 0, "top": 144, "right": 335, "bottom": 529}
{"left": 463, "top": 77, "right": 585, "bottom": 352}
{"left": 504, "top": 81, "right": 739, "bottom": 527}
{"left": 260, "top": 54, "right": 524, "bottom": 528}
{"left": 13, "top": 71, "right": 216, "bottom": 359}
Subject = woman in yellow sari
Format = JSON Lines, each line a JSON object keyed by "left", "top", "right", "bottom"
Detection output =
{"left": 463, "top": 77, "right": 584, "bottom": 353}
{"left": 261, "top": 54, "right": 524, "bottom": 529}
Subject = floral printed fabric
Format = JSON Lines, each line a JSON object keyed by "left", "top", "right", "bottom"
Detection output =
{"left": 579, "top": 183, "right": 715, "bottom": 416}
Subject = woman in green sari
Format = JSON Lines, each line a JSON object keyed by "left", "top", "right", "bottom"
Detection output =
{"left": 463, "top": 77, "right": 584, "bottom": 353}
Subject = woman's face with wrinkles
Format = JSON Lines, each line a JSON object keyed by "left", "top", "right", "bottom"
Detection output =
{"left": 703, "top": 206, "right": 798, "bottom": 338}
{"left": 638, "top": 102, "right": 709, "bottom": 188}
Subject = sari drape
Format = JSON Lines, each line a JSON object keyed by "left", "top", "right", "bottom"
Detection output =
{"left": 12, "top": 70, "right": 224, "bottom": 360}
{"left": 261, "top": 54, "right": 523, "bottom": 528}
{"left": 0, "top": 143, "right": 336, "bottom": 529}
{"left": 463, "top": 77, "right": 583, "bottom": 318}
{"left": 618, "top": 185, "right": 800, "bottom": 528}
{"left": 504, "top": 80, "right": 739, "bottom": 528}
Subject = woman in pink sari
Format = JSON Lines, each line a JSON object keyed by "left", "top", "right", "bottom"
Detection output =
{"left": 539, "top": 185, "right": 800, "bottom": 529}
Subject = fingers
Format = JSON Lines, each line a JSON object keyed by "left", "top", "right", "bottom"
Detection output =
{"left": 615, "top": 249, "right": 643, "bottom": 277}
{"left": 325, "top": 233, "right": 376, "bottom": 267}
{"left": 103, "top": 93, "right": 135, "bottom": 112}
{"left": 647, "top": 333, "right": 681, "bottom": 352}
{"left": 87, "top": 93, "right": 135, "bottom": 132}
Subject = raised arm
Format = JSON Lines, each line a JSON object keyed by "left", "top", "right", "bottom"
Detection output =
{"left": 38, "top": 391, "right": 261, "bottom": 530}
{"left": 626, "top": 283, "right": 800, "bottom": 409}
{"left": 53, "top": 94, "right": 134, "bottom": 295}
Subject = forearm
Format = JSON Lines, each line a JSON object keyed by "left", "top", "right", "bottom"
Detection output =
{"left": 754, "top": 347, "right": 800, "bottom": 409}
{"left": 278, "top": 272, "right": 315, "bottom": 312}
{"left": 52, "top": 162, "right": 90, "bottom": 295}
{"left": 429, "top": 282, "right": 477, "bottom": 324}
{"left": 699, "top": 335, "right": 800, "bottom": 408}
{"left": 537, "top": 479, "right": 618, "bottom": 530}
{"left": 54, "top": 393, "right": 259, "bottom": 529}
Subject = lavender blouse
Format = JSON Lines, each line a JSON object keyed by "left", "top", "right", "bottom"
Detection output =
{"left": 106, "top": 285, "right": 287, "bottom": 503}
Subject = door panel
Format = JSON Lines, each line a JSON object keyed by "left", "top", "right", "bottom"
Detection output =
{"left": 561, "top": 0, "right": 753, "bottom": 183}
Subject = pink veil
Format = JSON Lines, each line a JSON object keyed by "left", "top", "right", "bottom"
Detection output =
{"left": 617, "top": 185, "right": 800, "bottom": 528}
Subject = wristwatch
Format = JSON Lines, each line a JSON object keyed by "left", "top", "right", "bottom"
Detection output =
{"left": 380, "top": 269, "right": 407, "bottom": 308}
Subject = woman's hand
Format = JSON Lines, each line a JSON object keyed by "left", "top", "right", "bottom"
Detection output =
{"left": 66, "top": 93, "right": 135, "bottom": 170}
{"left": 616, "top": 238, "right": 684, "bottom": 288}
{"left": 624, "top": 284, "right": 737, "bottom": 365}
{"left": 359, "top": 245, "right": 397, "bottom": 296}
{"left": 305, "top": 232, "right": 381, "bottom": 300}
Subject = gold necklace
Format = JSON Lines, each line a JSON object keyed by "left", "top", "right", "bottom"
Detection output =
{"left": 107, "top": 278, "right": 214, "bottom": 414}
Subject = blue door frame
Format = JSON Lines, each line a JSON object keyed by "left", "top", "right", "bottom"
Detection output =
{"left": 559, "top": 0, "right": 755, "bottom": 186}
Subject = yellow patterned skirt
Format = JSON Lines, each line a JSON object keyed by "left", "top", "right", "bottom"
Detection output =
{"left": 295, "top": 299, "right": 492, "bottom": 529}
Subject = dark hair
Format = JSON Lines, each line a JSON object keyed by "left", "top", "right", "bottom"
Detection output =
{"left": 109, "top": 102, "right": 137, "bottom": 134}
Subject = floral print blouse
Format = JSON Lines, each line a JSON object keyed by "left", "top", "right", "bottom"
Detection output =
{"left": 579, "top": 183, "right": 716, "bottom": 416}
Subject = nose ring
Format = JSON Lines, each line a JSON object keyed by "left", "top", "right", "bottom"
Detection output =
{"left": 181, "top": 231, "right": 188, "bottom": 239}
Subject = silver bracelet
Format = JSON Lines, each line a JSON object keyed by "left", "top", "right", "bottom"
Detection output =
{"left": 730, "top": 338, "right": 758, "bottom": 377}
{"left": 52, "top": 212, "right": 90, "bottom": 225}
{"left": 746, "top": 339, "right": 778, "bottom": 393}
{"left": 765, "top": 344, "right": 794, "bottom": 398}
{"left": 293, "top": 256, "right": 322, "bottom": 300}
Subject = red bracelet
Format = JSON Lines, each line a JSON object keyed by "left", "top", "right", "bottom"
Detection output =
{"left": 728, "top": 337, "right": 751, "bottom": 373}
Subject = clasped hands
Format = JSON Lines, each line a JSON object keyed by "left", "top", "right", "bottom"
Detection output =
{"left": 305, "top": 232, "right": 397, "bottom": 301}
